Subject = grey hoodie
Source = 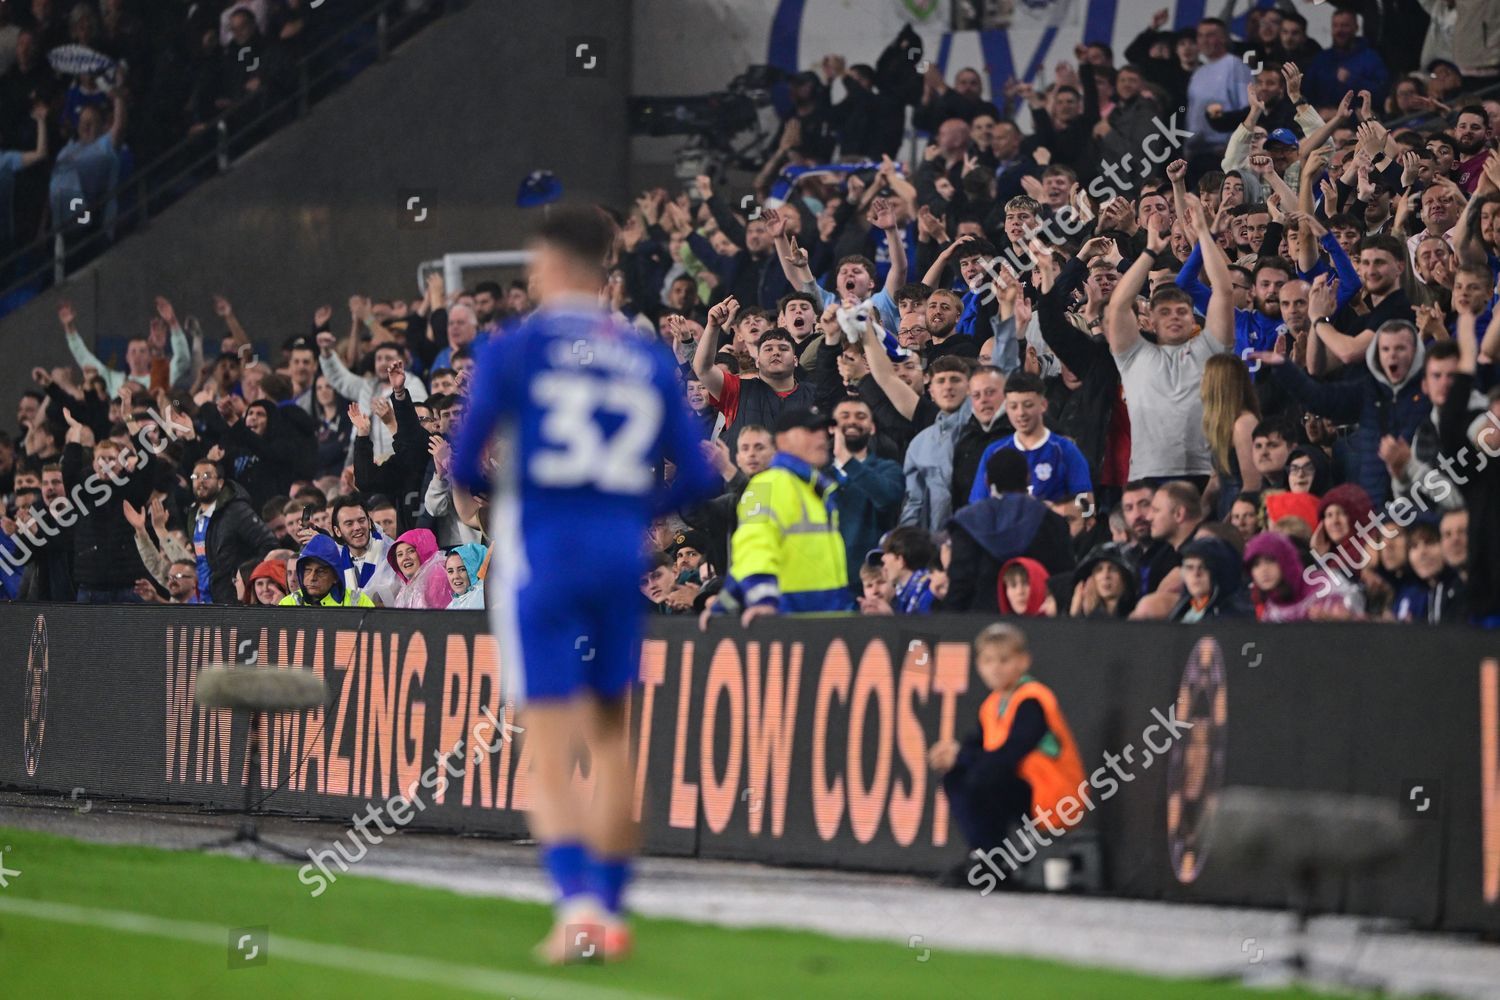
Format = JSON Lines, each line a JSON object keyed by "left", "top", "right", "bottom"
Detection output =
{"left": 900, "top": 397, "right": 973, "bottom": 531}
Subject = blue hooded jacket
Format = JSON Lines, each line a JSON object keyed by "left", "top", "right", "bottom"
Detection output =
{"left": 281, "top": 533, "right": 375, "bottom": 606}
{"left": 447, "top": 542, "right": 488, "bottom": 610}
{"left": 943, "top": 492, "right": 1074, "bottom": 612}
{"left": 951, "top": 493, "right": 1047, "bottom": 562}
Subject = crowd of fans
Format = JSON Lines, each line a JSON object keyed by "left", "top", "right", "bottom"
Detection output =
{"left": 0, "top": 0, "right": 409, "bottom": 261}
{"left": 1, "top": 273, "right": 506, "bottom": 608}
{"left": 2, "top": 3, "right": 1499, "bottom": 627}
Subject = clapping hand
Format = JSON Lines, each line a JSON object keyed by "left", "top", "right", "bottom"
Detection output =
{"left": 348, "top": 401, "right": 371, "bottom": 436}
{"left": 1144, "top": 210, "right": 1170, "bottom": 253}
{"left": 149, "top": 495, "right": 171, "bottom": 533}
{"left": 370, "top": 394, "right": 395, "bottom": 430}
{"left": 1308, "top": 273, "right": 1339, "bottom": 320}
{"left": 428, "top": 434, "right": 451, "bottom": 475}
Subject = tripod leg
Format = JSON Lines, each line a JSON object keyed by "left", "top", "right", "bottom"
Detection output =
{"left": 246, "top": 710, "right": 262, "bottom": 814}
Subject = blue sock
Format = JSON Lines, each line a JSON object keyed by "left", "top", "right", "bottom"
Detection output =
{"left": 541, "top": 842, "right": 589, "bottom": 903}
{"left": 588, "top": 855, "right": 633, "bottom": 915}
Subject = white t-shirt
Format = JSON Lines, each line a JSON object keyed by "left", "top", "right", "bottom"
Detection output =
{"left": 1113, "top": 331, "right": 1232, "bottom": 478}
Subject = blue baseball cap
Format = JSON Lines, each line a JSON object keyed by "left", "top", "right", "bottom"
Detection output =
{"left": 1265, "top": 128, "right": 1299, "bottom": 147}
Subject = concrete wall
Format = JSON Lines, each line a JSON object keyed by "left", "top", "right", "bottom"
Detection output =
{"left": 3, "top": 0, "right": 631, "bottom": 405}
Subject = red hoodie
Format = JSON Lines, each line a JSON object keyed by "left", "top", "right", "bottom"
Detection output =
{"left": 998, "top": 557, "right": 1052, "bottom": 615}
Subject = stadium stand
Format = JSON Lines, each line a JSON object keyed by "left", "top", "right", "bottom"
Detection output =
{"left": 8, "top": 4, "right": 1500, "bottom": 992}
{"left": 0, "top": 0, "right": 448, "bottom": 315}
{"left": 1, "top": 0, "right": 1497, "bottom": 627}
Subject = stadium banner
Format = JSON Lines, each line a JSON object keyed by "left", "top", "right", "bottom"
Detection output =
{"left": 2, "top": 604, "right": 1496, "bottom": 932}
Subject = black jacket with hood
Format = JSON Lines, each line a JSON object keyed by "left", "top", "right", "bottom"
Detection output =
{"left": 942, "top": 492, "right": 1075, "bottom": 613}
{"left": 1167, "top": 538, "right": 1252, "bottom": 621}
{"left": 200, "top": 400, "right": 315, "bottom": 510}
{"left": 1059, "top": 541, "right": 1140, "bottom": 618}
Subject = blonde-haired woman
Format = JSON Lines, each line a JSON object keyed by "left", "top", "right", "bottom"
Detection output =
{"left": 1201, "top": 353, "right": 1262, "bottom": 520}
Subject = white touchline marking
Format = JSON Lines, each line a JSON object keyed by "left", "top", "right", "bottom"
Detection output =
{"left": 0, "top": 897, "right": 672, "bottom": 1000}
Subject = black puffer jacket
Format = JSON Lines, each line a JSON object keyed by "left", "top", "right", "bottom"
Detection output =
{"left": 199, "top": 480, "right": 280, "bottom": 604}
{"left": 62, "top": 441, "right": 153, "bottom": 592}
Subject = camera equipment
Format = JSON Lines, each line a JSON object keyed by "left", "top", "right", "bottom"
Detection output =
{"left": 629, "top": 65, "right": 788, "bottom": 184}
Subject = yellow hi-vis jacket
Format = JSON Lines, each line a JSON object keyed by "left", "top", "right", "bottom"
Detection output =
{"left": 720, "top": 458, "right": 853, "bottom": 614}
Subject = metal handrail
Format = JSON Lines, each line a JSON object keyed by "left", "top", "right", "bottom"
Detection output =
{"left": 0, "top": 1, "right": 444, "bottom": 311}
{"left": 1379, "top": 79, "right": 1500, "bottom": 134}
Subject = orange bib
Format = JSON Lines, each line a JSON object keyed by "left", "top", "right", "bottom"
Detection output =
{"left": 979, "top": 678, "right": 1088, "bottom": 829}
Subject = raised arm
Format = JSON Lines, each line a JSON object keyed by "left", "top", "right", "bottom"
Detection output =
{"left": 20, "top": 104, "right": 48, "bottom": 168}
{"left": 154, "top": 296, "right": 193, "bottom": 388}
{"left": 879, "top": 156, "right": 919, "bottom": 218}
{"left": 1480, "top": 304, "right": 1500, "bottom": 364}
{"left": 1189, "top": 196, "right": 1235, "bottom": 348}
{"left": 697, "top": 175, "right": 747, "bottom": 247}
{"left": 1105, "top": 231, "right": 1156, "bottom": 355}
{"left": 1167, "top": 158, "right": 1190, "bottom": 221}
{"left": 1299, "top": 91, "right": 1352, "bottom": 161}
{"left": 1285, "top": 212, "right": 1320, "bottom": 274}
{"left": 873, "top": 199, "right": 907, "bottom": 300}
{"left": 692, "top": 298, "right": 735, "bottom": 399}
{"left": 855, "top": 309, "right": 921, "bottom": 420}
{"left": 58, "top": 301, "right": 124, "bottom": 396}
{"left": 762, "top": 207, "right": 817, "bottom": 293}
{"left": 316, "top": 330, "right": 369, "bottom": 403}
{"left": 753, "top": 125, "right": 799, "bottom": 200}
{"left": 1223, "top": 82, "right": 1263, "bottom": 174}
{"left": 1302, "top": 273, "right": 1366, "bottom": 375}
{"left": 1452, "top": 195, "right": 1488, "bottom": 267}
{"left": 108, "top": 83, "right": 128, "bottom": 150}
{"left": 920, "top": 233, "right": 971, "bottom": 290}
{"left": 212, "top": 295, "right": 250, "bottom": 349}
{"left": 1304, "top": 278, "right": 1333, "bottom": 376}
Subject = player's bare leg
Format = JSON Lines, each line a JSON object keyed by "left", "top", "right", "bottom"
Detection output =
{"left": 582, "top": 695, "right": 637, "bottom": 960}
{"left": 521, "top": 700, "right": 604, "bottom": 964}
